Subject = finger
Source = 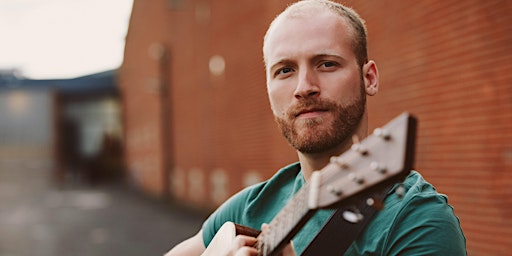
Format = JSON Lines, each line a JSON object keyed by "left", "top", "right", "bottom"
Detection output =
{"left": 234, "top": 246, "right": 258, "bottom": 256}
{"left": 234, "top": 235, "right": 258, "bottom": 247}
{"left": 229, "top": 235, "right": 258, "bottom": 256}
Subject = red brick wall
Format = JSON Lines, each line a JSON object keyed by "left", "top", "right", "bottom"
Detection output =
{"left": 119, "top": 0, "right": 171, "bottom": 196}
{"left": 351, "top": 1, "right": 512, "bottom": 255}
{"left": 119, "top": 0, "right": 512, "bottom": 254}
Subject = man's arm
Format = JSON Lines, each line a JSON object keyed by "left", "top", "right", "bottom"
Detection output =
{"left": 164, "top": 230, "right": 205, "bottom": 256}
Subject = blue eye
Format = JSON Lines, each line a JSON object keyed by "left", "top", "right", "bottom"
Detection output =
{"left": 279, "top": 67, "right": 293, "bottom": 74}
{"left": 275, "top": 67, "right": 294, "bottom": 78}
{"left": 321, "top": 61, "right": 337, "bottom": 68}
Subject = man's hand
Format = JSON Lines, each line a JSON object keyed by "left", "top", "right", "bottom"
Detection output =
{"left": 227, "top": 235, "right": 259, "bottom": 256}
{"left": 226, "top": 223, "right": 296, "bottom": 256}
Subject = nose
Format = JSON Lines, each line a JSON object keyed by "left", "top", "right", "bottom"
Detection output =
{"left": 294, "top": 68, "right": 319, "bottom": 99}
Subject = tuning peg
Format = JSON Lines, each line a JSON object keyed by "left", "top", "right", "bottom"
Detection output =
{"left": 330, "top": 156, "right": 348, "bottom": 169}
{"left": 351, "top": 135, "right": 368, "bottom": 155}
{"left": 395, "top": 184, "right": 406, "bottom": 198}
{"left": 366, "top": 197, "right": 384, "bottom": 210}
{"left": 351, "top": 143, "right": 368, "bottom": 155}
{"left": 348, "top": 172, "right": 364, "bottom": 184}
{"left": 327, "top": 185, "right": 343, "bottom": 197}
{"left": 373, "top": 128, "right": 391, "bottom": 140}
{"left": 370, "top": 161, "right": 387, "bottom": 174}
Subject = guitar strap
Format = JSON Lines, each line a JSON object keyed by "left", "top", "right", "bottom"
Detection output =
{"left": 301, "top": 185, "right": 392, "bottom": 256}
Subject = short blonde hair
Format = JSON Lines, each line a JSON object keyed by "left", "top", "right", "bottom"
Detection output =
{"left": 264, "top": 0, "right": 368, "bottom": 67}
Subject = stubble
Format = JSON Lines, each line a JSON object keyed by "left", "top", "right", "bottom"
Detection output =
{"left": 275, "top": 85, "right": 366, "bottom": 154}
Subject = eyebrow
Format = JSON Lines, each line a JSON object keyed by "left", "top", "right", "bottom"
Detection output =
{"left": 311, "top": 53, "right": 346, "bottom": 63}
{"left": 268, "top": 59, "right": 294, "bottom": 74}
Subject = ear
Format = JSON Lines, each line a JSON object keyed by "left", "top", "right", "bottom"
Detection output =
{"left": 362, "top": 60, "right": 379, "bottom": 96}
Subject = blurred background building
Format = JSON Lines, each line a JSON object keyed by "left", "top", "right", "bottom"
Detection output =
{"left": 118, "top": 0, "right": 511, "bottom": 255}
{"left": 0, "top": 70, "right": 55, "bottom": 167}
{"left": 0, "top": 69, "right": 123, "bottom": 185}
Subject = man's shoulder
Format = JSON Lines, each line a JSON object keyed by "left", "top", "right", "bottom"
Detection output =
{"left": 383, "top": 170, "right": 449, "bottom": 212}
{"left": 350, "top": 170, "right": 466, "bottom": 255}
{"left": 208, "top": 162, "right": 302, "bottom": 213}
{"left": 239, "top": 162, "right": 303, "bottom": 202}
{"left": 401, "top": 170, "right": 447, "bottom": 201}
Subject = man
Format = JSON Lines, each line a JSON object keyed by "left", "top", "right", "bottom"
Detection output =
{"left": 166, "top": 0, "right": 466, "bottom": 255}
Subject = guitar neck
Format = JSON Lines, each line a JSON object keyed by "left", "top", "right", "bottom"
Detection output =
{"left": 255, "top": 183, "right": 316, "bottom": 256}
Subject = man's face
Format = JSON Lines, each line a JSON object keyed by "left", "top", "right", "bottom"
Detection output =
{"left": 264, "top": 10, "right": 368, "bottom": 154}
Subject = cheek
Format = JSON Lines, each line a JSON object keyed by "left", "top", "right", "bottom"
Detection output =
{"left": 267, "top": 84, "right": 287, "bottom": 115}
{"left": 270, "top": 90, "right": 297, "bottom": 116}
{"left": 327, "top": 75, "right": 363, "bottom": 100}
{"left": 268, "top": 95, "right": 284, "bottom": 116}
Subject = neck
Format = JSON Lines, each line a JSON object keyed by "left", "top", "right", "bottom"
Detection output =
{"left": 299, "top": 112, "right": 368, "bottom": 182}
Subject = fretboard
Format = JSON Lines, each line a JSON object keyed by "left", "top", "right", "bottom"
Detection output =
{"left": 255, "top": 183, "right": 317, "bottom": 256}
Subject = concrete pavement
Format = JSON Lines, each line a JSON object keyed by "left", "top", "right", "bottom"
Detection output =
{"left": 0, "top": 160, "right": 207, "bottom": 256}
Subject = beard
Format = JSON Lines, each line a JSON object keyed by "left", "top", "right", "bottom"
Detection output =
{"left": 274, "top": 85, "right": 366, "bottom": 154}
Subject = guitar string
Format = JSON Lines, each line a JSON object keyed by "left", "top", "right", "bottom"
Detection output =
{"left": 258, "top": 185, "right": 311, "bottom": 255}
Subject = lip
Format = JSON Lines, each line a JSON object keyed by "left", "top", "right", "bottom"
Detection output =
{"left": 295, "top": 108, "right": 327, "bottom": 118}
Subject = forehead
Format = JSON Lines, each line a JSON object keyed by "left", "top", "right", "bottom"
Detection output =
{"left": 263, "top": 9, "right": 355, "bottom": 67}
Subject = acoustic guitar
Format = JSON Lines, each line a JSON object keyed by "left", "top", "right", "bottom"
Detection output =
{"left": 202, "top": 113, "right": 417, "bottom": 256}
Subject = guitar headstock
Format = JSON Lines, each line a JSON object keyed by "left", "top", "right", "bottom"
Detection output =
{"left": 308, "top": 112, "right": 417, "bottom": 209}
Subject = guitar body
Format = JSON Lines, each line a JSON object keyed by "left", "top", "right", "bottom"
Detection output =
{"left": 202, "top": 222, "right": 262, "bottom": 256}
{"left": 201, "top": 222, "right": 236, "bottom": 256}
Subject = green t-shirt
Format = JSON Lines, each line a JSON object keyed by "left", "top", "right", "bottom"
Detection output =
{"left": 202, "top": 163, "right": 466, "bottom": 255}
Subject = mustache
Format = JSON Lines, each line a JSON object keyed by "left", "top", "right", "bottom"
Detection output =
{"left": 287, "top": 98, "right": 337, "bottom": 117}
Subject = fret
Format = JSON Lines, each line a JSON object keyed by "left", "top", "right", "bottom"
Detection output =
{"left": 256, "top": 183, "right": 317, "bottom": 256}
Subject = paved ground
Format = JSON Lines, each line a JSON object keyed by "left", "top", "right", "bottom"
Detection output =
{"left": 0, "top": 160, "right": 207, "bottom": 256}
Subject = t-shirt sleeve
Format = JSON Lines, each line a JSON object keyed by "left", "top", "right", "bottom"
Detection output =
{"left": 383, "top": 192, "right": 467, "bottom": 255}
{"left": 201, "top": 185, "right": 253, "bottom": 248}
